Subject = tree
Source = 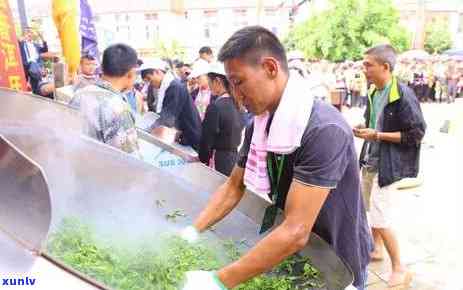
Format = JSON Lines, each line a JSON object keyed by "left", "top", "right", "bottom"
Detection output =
{"left": 285, "top": 0, "right": 411, "bottom": 61}
{"left": 154, "top": 40, "right": 187, "bottom": 61}
{"left": 424, "top": 21, "right": 453, "bottom": 54}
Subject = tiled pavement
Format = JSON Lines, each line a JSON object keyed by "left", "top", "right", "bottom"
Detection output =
{"left": 343, "top": 104, "right": 461, "bottom": 290}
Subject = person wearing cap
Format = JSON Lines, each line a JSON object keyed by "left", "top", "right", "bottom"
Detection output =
{"left": 197, "top": 46, "right": 214, "bottom": 64}
{"left": 189, "top": 61, "right": 212, "bottom": 120}
{"left": 140, "top": 59, "right": 202, "bottom": 150}
{"left": 287, "top": 51, "right": 308, "bottom": 78}
{"left": 199, "top": 63, "right": 245, "bottom": 176}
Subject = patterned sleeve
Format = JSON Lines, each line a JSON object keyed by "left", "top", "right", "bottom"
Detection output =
{"left": 80, "top": 92, "right": 139, "bottom": 155}
{"left": 100, "top": 98, "right": 139, "bottom": 154}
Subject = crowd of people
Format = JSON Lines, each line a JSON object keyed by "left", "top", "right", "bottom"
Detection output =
{"left": 395, "top": 56, "right": 463, "bottom": 103}
{"left": 18, "top": 24, "right": 436, "bottom": 290}
{"left": 65, "top": 43, "right": 247, "bottom": 176}
{"left": 287, "top": 55, "right": 463, "bottom": 108}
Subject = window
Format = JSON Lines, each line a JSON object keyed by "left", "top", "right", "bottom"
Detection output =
{"left": 459, "top": 14, "right": 463, "bottom": 33}
{"left": 204, "top": 27, "right": 210, "bottom": 38}
{"left": 203, "top": 10, "right": 218, "bottom": 18}
{"left": 233, "top": 8, "right": 247, "bottom": 18}
{"left": 118, "top": 25, "right": 130, "bottom": 41}
{"left": 31, "top": 18, "right": 43, "bottom": 25}
{"left": 263, "top": 8, "right": 279, "bottom": 29}
{"left": 233, "top": 8, "right": 248, "bottom": 28}
{"left": 125, "top": 14, "right": 130, "bottom": 22}
{"left": 265, "top": 8, "right": 277, "bottom": 17}
{"left": 145, "top": 25, "right": 159, "bottom": 41}
{"left": 93, "top": 15, "right": 100, "bottom": 22}
{"left": 115, "top": 14, "right": 120, "bottom": 22}
{"left": 203, "top": 9, "right": 218, "bottom": 40}
{"left": 145, "top": 12, "right": 158, "bottom": 21}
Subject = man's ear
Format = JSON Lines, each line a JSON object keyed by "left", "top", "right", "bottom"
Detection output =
{"left": 126, "top": 69, "right": 136, "bottom": 80}
{"left": 261, "top": 57, "right": 279, "bottom": 80}
{"left": 384, "top": 62, "right": 391, "bottom": 72}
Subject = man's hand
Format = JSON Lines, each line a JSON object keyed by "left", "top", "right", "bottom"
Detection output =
{"left": 182, "top": 271, "right": 227, "bottom": 290}
{"left": 216, "top": 181, "right": 329, "bottom": 288}
{"left": 354, "top": 128, "right": 377, "bottom": 142}
{"left": 193, "top": 167, "right": 246, "bottom": 232}
{"left": 179, "top": 226, "right": 200, "bottom": 243}
{"left": 354, "top": 124, "right": 366, "bottom": 130}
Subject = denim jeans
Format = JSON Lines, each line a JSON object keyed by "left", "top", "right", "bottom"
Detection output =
{"left": 356, "top": 268, "right": 368, "bottom": 290}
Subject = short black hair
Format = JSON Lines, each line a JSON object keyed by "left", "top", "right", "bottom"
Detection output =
{"left": 102, "top": 44, "right": 138, "bottom": 77}
{"left": 137, "top": 59, "right": 144, "bottom": 67}
{"left": 218, "top": 26, "right": 288, "bottom": 72}
{"left": 365, "top": 44, "right": 397, "bottom": 72}
{"left": 141, "top": 69, "right": 155, "bottom": 80}
{"left": 175, "top": 61, "right": 185, "bottom": 69}
{"left": 80, "top": 51, "right": 96, "bottom": 61}
{"left": 207, "top": 72, "right": 231, "bottom": 94}
{"left": 199, "top": 46, "right": 213, "bottom": 55}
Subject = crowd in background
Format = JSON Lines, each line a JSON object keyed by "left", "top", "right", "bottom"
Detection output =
{"left": 15, "top": 22, "right": 441, "bottom": 289}
{"left": 289, "top": 55, "right": 463, "bottom": 108}
{"left": 20, "top": 24, "right": 463, "bottom": 110}
{"left": 18, "top": 25, "right": 463, "bottom": 177}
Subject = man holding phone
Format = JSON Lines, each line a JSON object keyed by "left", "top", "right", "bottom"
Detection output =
{"left": 354, "top": 44, "right": 426, "bottom": 288}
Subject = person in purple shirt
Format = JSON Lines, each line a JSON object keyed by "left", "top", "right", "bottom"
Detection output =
{"left": 180, "top": 26, "right": 373, "bottom": 290}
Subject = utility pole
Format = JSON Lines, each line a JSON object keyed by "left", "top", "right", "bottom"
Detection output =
{"left": 17, "top": 0, "right": 28, "bottom": 33}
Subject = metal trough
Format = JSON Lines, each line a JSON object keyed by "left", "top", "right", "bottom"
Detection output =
{"left": 0, "top": 89, "right": 353, "bottom": 289}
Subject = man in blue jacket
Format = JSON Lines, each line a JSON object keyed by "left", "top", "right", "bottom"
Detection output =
{"left": 354, "top": 44, "right": 426, "bottom": 288}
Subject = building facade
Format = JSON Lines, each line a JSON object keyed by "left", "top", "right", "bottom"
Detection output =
{"left": 395, "top": 0, "right": 463, "bottom": 49}
{"left": 16, "top": 0, "right": 300, "bottom": 61}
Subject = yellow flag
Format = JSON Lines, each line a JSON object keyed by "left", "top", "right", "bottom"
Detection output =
{"left": 52, "top": 0, "right": 80, "bottom": 76}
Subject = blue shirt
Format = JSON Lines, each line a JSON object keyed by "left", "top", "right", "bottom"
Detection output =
{"left": 238, "top": 101, "right": 373, "bottom": 288}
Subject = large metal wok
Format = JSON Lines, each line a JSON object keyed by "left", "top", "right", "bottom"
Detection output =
{"left": 0, "top": 134, "right": 103, "bottom": 289}
{"left": 0, "top": 89, "right": 354, "bottom": 289}
{"left": 0, "top": 88, "right": 197, "bottom": 163}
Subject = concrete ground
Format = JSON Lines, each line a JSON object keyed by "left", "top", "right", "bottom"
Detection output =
{"left": 343, "top": 103, "right": 462, "bottom": 290}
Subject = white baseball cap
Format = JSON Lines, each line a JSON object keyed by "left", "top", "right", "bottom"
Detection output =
{"left": 207, "top": 62, "right": 226, "bottom": 76}
{"left": 188, "top": 61, "right": 210, "bottom": 79}
{"left": 138, "top": 58, "right": 169, "bottom": 72}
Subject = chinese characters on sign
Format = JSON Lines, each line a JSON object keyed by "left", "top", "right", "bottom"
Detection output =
{"left": 0, "top": 0, "right": 27, "bottom": 91}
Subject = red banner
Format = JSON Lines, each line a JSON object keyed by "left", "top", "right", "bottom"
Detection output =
{"left": 0, "top": 0, "right": 27, "bottom": 91}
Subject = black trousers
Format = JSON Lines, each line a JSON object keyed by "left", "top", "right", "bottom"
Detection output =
{"left": 29, "top": 77, "right": 41, "bottom": 95}
{"left": 214, "top": 149, "right": 238, "bottom": 176}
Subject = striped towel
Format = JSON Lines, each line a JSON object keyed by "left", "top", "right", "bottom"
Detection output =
{"left": 243, "top": 112, "right": 272, "bottom": 202}
{"left": 244, "top": 73, "right": 314, "bottom": 203}
{"left": 267, "top": 72, "right": 314, "bottom": 154}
